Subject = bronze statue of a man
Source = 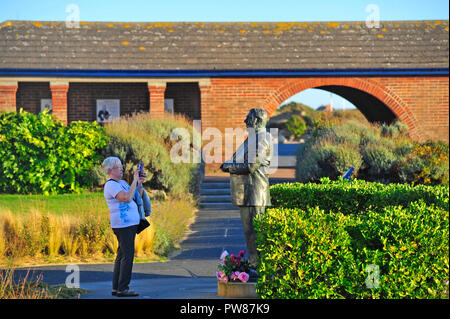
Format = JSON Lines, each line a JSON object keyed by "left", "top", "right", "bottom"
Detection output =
{"left": 220, "top": 108, "right": 273, "bottom": 275}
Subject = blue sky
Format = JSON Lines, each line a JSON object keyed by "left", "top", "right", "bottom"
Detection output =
{"left": 1, "top": 0, "right": 448, "bottom": 22}
{"left": 1, "top": 0, "right": 448, "bottom": 110}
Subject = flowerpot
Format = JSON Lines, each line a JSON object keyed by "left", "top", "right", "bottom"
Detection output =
{"left": 217, "top": 281, "right": 257, "bottom": 298}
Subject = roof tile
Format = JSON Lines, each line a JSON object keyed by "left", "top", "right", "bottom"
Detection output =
{"left": 0, "top": 20, "right": 448, "bottom": 70}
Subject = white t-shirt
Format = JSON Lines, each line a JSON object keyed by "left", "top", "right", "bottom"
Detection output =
{"left": 104, "top": 179, "right": 140, "bottom": 229}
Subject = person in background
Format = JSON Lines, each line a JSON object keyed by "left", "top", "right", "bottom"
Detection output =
{"left": 102, "top": 156, "right": 146, "bottom": 297}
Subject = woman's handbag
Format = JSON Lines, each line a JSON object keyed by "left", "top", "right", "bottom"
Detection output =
{"left": 136, "top": 218, "right": 150, "bottom": 234}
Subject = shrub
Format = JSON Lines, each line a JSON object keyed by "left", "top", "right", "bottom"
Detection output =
{"left": 0, "top": 110, "right": 107, "bottom": 194}
{"left": 380, "top": 121, "right": 409, "bottom": 138}
{"left": 393, "top": 138, "right": 415, "bottom": 157}
{"left": 151, "top": 229, "right": 174, "bottom": 257}
{"left": 256, "top": 202, "right": 449, "bottom": 299}
{"left": 256, "top": 207, "right": 358, "bottom": 298}
{"left": 255, "top": 180, "right": 449, "bottom": 298}
{"left": 296, "top": 121, "right": 449, "bottom": 185}
{"left": 362, "top": 142, "right": 398, "bottom": 177}
{"left": 399, "top": 141, "right": 449, "bottom": 185}
{"left": 331, "top": 123, "right": 363, "bottom": 146}
{"left": 98, "top": 112, "right": 201, "bottom": 197}
{"left": 269, "top": 179, "right": 449, "bottom": 214}
{"left": 334, "top": 144, "right": 364, "bottom": 175}
{"left": 286, "top": 115, "right": 306, "bottom": 138}
{"left": 354, "top": 200, "right": 449, "bottom": 298}
{"left": 297, "top": 121, "right": 374, "bottom": 182}
{"left": 307, "top": 112, "right": 337, "bottom": 137}
{"left": 297, "top": 140, "right": 363, "bottom": 182}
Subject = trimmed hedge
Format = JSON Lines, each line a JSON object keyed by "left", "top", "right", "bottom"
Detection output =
{"left": 255, "top": 180, "right": 449, "bottom": 299}
{"left": 256, "top": 206, "right": 358, "bottom": 298}
{"left": 269, "top": 178, "right": 449, "bottom": 214}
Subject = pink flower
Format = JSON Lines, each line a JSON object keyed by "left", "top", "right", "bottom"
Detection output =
{"left": 230, "top": 271, "right": 240, "bottom": 281}
{"left": 216, "top": 271, "right": 228, "bottom": 282}
{"left": 238, "top": 272, "right": 249, "bottom": 283}
{"left": 238, "top": 250, "right": 246, "bottom": 258}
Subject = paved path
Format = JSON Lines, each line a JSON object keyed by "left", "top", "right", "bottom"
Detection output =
{"left": 13, "top": 208, "right": 245, "bottom": 299}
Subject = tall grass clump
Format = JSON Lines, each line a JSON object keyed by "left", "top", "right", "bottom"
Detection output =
{"left": 149, "top": 196, "right": 197, "bottom": 256}
{"left": 0, "top": 194, "right": 197, "bottom": 266}
{"left": 0, "top": 268, "right": 87, "bottom": 299}
{"left": 0, "top": 269, "right": 52, "bottom": 299}
{"left": 0, "top": 209, "right": 110, "bottom": 263}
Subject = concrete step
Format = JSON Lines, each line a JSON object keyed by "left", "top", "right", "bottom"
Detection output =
{"left": 200, "top": 188, "right": 230, "bottom": 195}
{"left": 200, "top": 182, "right": 230, "bottom": 188}
{"left": 200, "top": 194, "right": 231, "bottom": 203}
{"left": 199, "top": 202, "right": 238, "bottom": 210}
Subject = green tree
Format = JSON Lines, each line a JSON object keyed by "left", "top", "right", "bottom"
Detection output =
{"left": 286, "top": 115, "right": 306, "bottom": 138}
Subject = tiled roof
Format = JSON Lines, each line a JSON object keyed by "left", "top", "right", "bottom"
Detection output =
{"left": 0, "top": 20, "right": 448, "bottom": 70}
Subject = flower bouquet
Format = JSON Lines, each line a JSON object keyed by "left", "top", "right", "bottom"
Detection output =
{"left": 216, "top": 250, "right": 250, "bottom": 283}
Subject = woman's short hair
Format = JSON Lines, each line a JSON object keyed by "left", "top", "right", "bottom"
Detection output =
{"left": 102, "top": 156, "right": 122, "bottom": 174}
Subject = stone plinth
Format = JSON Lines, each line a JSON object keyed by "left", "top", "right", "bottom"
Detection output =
{"left": 217, "top": 281, "right": 257, "bottom": 298}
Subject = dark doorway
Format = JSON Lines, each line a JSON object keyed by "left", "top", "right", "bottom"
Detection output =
{"left": 164, "top": 83, "right": 201, "bottom": 121}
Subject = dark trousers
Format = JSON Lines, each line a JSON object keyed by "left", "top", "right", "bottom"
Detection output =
{"left": 112, "top": 225, "right": 137, "bottom": 292}
{"left": 239, "top": 206, "right": 265, "bottom": 268}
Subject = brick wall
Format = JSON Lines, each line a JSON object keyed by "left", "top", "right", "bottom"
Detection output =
{"left": 0, "top": 84, "right": 18, "bottom": 112}
{"left": 3, "top": 76, "right": 448, "bottom": 145}
{"left": 200, "top": 77, "right": 449, "bottom": 143}
{"left": 68, "top": 83, "right": 149, "bottom": 122}
{"left": 199, "top": 76, "right": 449, "bottom": 171}
{"left": 51, "top": 84, "right": 69, "bottom": 125}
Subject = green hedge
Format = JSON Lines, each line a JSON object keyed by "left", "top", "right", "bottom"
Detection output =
{"left": 269, "top": 178, "right": 449, "bottom": 214}
{"left": 256, "top": 206, "right": 358, "bottom": 298}
{"left": 255, "top": 180, "right": 449, "bottom": 299}
{"left": 0, "top": 110, "right": 107, "bottom": 194}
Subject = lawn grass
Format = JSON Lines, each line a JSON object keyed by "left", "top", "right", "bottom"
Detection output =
{"left": 0, "top": 192, "right": 107, "bottom": 216}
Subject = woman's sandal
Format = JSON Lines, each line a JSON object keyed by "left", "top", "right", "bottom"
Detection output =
{"left": 116, "top": 290, "right": 139, "bottom": 297}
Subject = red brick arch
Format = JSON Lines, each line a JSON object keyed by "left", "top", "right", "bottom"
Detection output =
{"left": 261, "top": 77, "right": 423, "bottom": 141}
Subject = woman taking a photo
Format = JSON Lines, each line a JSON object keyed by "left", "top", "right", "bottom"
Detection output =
{"left": 102, "top": 156, "right": 146, "bottom": 297}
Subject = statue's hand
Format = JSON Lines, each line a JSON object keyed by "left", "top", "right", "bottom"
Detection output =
{"left": 220, "top": 163, "right": 230, "bottom": 172}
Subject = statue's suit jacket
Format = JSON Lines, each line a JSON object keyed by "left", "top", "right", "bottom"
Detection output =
{"left": 224, "top": 129, "right": 273, "bottom": 207}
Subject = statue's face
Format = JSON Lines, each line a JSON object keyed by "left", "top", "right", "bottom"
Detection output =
{"left": 244, "top": 110, "right": 257, "bottom": 129}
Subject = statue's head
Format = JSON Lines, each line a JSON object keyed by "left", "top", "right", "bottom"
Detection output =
{"left": 244, "top": 108, "right": 267, "bottom": 130}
